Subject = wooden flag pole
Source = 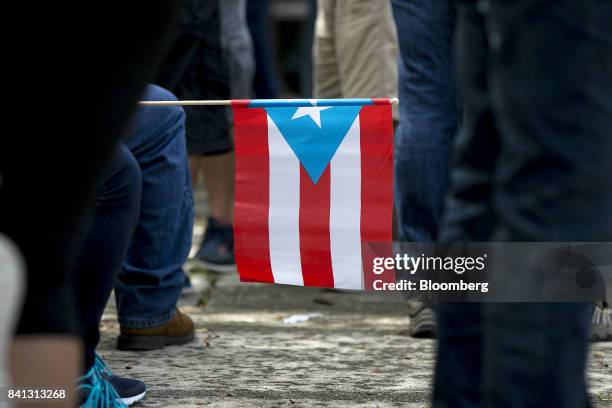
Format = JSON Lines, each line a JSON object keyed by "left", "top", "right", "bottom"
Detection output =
{"left": 139, "top": 98, "right": 399, "bottom": 106}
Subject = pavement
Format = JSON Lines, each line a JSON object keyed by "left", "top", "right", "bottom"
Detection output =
{"left": 98, "top": 269, "right": 612, "bottom": 408}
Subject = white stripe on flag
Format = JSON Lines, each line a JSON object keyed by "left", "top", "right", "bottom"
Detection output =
{"left": 329, "top": 116, "right": 363, "bottom": 290}
{"left": 267, "top": 115, "right": 304, "bottom": 286}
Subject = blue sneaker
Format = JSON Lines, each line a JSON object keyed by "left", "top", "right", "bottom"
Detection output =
{"left": 76, "top": 366, "right": 126, "bottom": 408}
{"left": 94, "top": 355, "right": 147, "bottom": 406}
{"left": 194, "top": 217, "right": 236, "bottom": 272}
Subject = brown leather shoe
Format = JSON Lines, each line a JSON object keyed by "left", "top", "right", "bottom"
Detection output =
{"left": 117, "top": 309, "right": 195, "bottom": 351}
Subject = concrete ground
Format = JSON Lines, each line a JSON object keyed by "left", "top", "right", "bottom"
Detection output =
{"left": 98, "top": 269, "right": 612, "bottom": 408}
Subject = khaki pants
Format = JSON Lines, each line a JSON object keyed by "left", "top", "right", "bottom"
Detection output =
{"left": 314, "top": 0, "right": 399, "bottom": 120}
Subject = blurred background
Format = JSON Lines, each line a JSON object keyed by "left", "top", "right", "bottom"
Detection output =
{"left": 250, "top": 0, "right": 317, "bottom": 98}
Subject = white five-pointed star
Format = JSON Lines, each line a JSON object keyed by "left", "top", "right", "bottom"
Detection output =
{"left": 291, "top": 101, "right": 332, "bottom": 128}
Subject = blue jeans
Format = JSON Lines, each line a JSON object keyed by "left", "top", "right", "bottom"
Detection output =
{"left": 115, "top": 85, "right": 194, "bottom": 328}
{"left": 436, "top": 1, "right": 612, "bottom": 406}
{"left": 391, "top": 0, "right": 457, "bottom": 242}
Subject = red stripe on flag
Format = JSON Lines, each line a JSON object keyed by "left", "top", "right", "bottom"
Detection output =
{"left": 359, "top": 105, "right": 395, "bottom": 290}
{"left": 298, "top": 165, "right": 334, "bottom": 287}
{"left": 232, "top": 107, "right": 274, "bottom": 283}
{"left": 371, "top": 98, "right": 391, "bottom": 105}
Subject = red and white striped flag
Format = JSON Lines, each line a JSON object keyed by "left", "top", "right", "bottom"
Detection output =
{"left": 231, "top": 99, "right": 393, "bottom": 290}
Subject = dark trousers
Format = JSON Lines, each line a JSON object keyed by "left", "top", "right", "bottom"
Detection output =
{"left": 155, "top": 0, "right": 232, "bottom": 156}
{"left": 247, "top": 0, "right": 280, "bottom": 99}
{"left": 1, "top": 1, "right": 180, "bottom": 335}
{"left": 436, "top": 1, "right": 612, "bottom": 407}
{"left": 75, "top": 146, "right": 141, "bottom": 370}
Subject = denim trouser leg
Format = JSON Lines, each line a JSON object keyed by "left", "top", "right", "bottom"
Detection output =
{"left": 391, "top": 0, "right": 457, "bottom": 242}
{"left": 115, "top": 84, "right": 194, "bottom": 328}
{"left": 75, "top": 145, "right": 141, "bottom": 370}
{"left": 437, "top": 1, "right": 612, "bottom": 406}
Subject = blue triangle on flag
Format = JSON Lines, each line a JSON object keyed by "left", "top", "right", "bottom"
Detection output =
{"left": 265, "top": 105, "right": 363, "bottom": 184}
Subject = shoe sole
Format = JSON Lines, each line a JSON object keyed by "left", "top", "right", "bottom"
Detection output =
{"left": 116, "top": 331, "right": 195, "bottom": 351}
{"left": 190, "top": 258, "right": 236, "bottom": 273}
{"left": 590, "top": 326, "right": 612, "bottom": 342}
{"left": 120, "top": 391, "right": 146, "bottom": 406}
{"left": 409, "top": 308, "right": 437, "bottom": 339}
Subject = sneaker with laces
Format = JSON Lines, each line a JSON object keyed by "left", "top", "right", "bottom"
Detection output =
{"left": 194, "top": 217, "right": 236, "bottom": 272}
{"left": 591, "top": 302, "right": 612, "bottom": 342}
{"left": 76, "top": 366, "right": 127, "bottom": 408}
{"left": 94, "top": 355, "right": 146, "bottom": 406}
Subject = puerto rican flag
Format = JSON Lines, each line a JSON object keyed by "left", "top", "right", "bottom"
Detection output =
{"left": 231, "top": 99, "right": 393, "bottom": 290}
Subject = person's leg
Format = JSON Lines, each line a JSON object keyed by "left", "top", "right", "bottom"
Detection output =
{"left": 391, "top": 0, "right": 457, "bottom": 338}
{"left": 155, "top": 0, "right": 208, "bottom": 196}
{"left": 9, "top": 339, "right": 81, "bottom": 408}
{"left": 219, "top": 0, "right": 255, "bottom": 100}
{"left": 208, "top": 0, "right": 253, "bottom": 245}
{"left": 336, "top": 0, "right": 398, "bottom": 119}
{"left": 313, "top": 0, "right": 342, "bottom": 99}
{"left": 189, "top": 157, "right": 203, "bottom": 190}
{"left": 434, "top": 2, "right": 496, "bottom": 405}
{"left": 192, "top": 151, "right": 236, "bottom": 272}
{"left": 0, "top": 236, "right": 24, "bottom": 386}
{"left": 489, "top": 2, "right": 612, "bottom": 243}
{"left": 181, "top": 2, "right": 236, "bottom": 272}
{"left": 154, "top": 1, "right": 207, "bottom": 92}
{"left": 73, "top": 145, "right": 148, "bottom": 405}
{"left": 247, "top": 0, "right": 280, "bottom": 98}
{"left": 115, "top": 85, "right": 194, "bottom": 337}
{"left": 481, "top": 302, "right": 591, "bottom": 408}
{"left": 437, "top": 0, "right": 612, "bottom": 406}
{"left": 74, "top": 145, "right": 141, "bottom": 372}
{"left": 479, "top": 1, "right": 612, "bottom": 405}
{"left": 156, "top": 0, "right": 231, "bottom": 167}
{"left": 201, "top": 153, "right": 234, "bottom": 225}
{"left": 391, "top": 0, "right": 457, "bottom": 242}
{"left": 2, "top": 1, "right": 179, "bottom": 404}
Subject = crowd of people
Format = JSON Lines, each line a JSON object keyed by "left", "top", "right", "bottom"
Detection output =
{"left": 0, "top": 0, "right": 610, "bottom": 407}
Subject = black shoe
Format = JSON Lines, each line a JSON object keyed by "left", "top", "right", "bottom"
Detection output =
{"left": 407, "top": 301, "right": 437, "bottom": 339}
{"left": 94, "top": 355, "right": 146, "bottom": 406}
{"left": 194, "top": 217, "right": 236, "bottom": 272}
